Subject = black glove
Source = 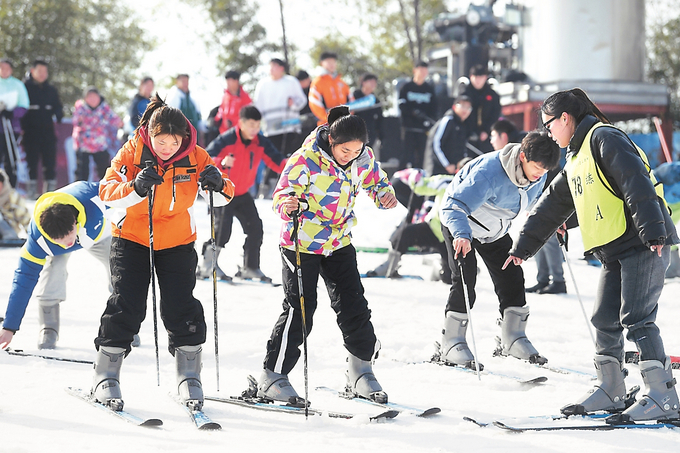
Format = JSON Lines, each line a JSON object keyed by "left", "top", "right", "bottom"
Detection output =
{"left": 199, "top": 165, "right": 224, "bottom": 192}
{"left": 134, "top": 166, "right": 164, "bottom": 196}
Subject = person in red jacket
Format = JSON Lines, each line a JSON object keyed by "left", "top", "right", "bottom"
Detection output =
{"left": 214, "top": 70, "right": 252, "bottom": 135}
{"left": 196, "top": 105, "right": 286, "bottom": 282}
{"left": 91, "top": 94, "right": 235, "bottom": 412}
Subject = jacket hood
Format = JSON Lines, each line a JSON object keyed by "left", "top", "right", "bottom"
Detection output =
{"left": 138, "top": 119, "right": 197, "bottom": 169}
{"left": 498, "top": 143, "right": 530, "bottom": 187}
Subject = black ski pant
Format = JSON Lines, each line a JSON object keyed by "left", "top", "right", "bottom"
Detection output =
{"left": 95, "top": 238, "right": 206, "bottom": 354}
{"left": 442, "top": 226, "right": 526, "bottom": 315}
{"left": 75, "top": 150, "right": 110, "bottom": 181}
{"left": 401, "top": 129, "right": 427, "bottom": 169}
{"left": 391, "top": 221, "right": 450, "bottom": 271}
{"left": 263, "top": 244, "right": 377, "bottom": 375}
{"left": 202, "top": 192, "right": 263, "bottom": 269}
{"left": 391, "top": 179, "right": 424, "bottom": 224}
{"left": 23, "top": 128, "right": 57, "bottom": 180}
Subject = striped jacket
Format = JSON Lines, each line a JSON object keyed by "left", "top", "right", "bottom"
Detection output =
{"left": 273, "top": 127, "right": 394, "bottom": 255}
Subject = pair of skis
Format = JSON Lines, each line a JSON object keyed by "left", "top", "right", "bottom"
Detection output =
{"left": 66, "top": 387, "right": 221, "bottom": 430}
{"left": 465, "top": 413, "right": 680, "bottom": 432}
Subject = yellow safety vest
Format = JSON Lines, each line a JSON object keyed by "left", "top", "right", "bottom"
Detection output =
{"left": 564, "top": 123, "right": 666, "bottom": 252}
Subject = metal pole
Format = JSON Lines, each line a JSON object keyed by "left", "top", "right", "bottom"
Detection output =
{"left": 292, "top": 210, "right": 309, "bottom": 418}
{"left": 458, "top": 258, "right": 481, "bottom": 380}
{"left": 209, "top": 190, "right": 220, "bottom": 391}
{"left": 145, "top": 161, "right": 161, "bottom": 386}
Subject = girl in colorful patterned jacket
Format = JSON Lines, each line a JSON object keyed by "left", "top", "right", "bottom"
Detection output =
{"left": 256, "top": 105, "right": 398, "bottom": 405}
{"left": 91, "top": 94, "right": 235, "bottom": 412}
{"left": 72, "top": 87, "right": 123, "bottom": 182}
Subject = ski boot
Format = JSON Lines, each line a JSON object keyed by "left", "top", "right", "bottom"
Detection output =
{"left": 561, "top": 355, "right": 628, "bottom": 416}
{"left": 606, "top": 356, "right": 680, "bottom": 424}
{"left": 37, "top": 303, "right": 59, "bottom": 350}
{"left": 235, "top": 266, "right": 272, "bottom": 283}
{"left": 257, "top": 368, "right": 306, "bottom": 407}
{"left": 439, "top": 311, "right": 483, "bottom": 370}
{"left": 196, "top": 245, "right": 231, "bottom": 282}
{"left": 44, "top": 179, "right": 58, "bottom": 193}
{"left": 25, "top": 180, "right": 39, "bottom": 200}
{"left": 175, "top": 345, "right": 204, "bottom": 411}
{"left": 346, "top": 350, "right": 388, "bottom": 403}
{"left": 666, "top": 248, "right": 680, "bottom": 279}
{"left": 366, "top": 250, "right": 402, "bottom": 278}
{"left": 494, "top": 306, "right": 547, "bottom": 365}
{"left": 91, "top": 346, "right": 125, "bottom": 410}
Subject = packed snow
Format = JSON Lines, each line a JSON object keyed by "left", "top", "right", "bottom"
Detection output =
{"left": 1, "top": 193, "right": 679, "bottom": 452}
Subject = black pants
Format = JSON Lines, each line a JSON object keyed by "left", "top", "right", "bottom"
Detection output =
{"left": 392, "top": 222, "right": 449, "bottom": 268}
{"left": 391, "top": 179, "right": 424, "bottom": 224}
{"left": 0, "top": 131, "right": 17, "bottom": 187}
{"left": 263, "top": 244, "right": 377, "bottom": 374}
{"left": 442, "top": 226, "right": 526, "bottom": 315}
{"left": 202, "top": 192, "right": 263, "bottom": 269}
{"left": 23, "top": 128, "right": 57, "bottom": 180}
{"left": 401, "top": 129, "right": 427, "bottom": 169}
{"left": 75, "top": 150, "right": 110, "bottom": 181}
{"left": 95, "top": 238, "right": 206, "bottom": 354}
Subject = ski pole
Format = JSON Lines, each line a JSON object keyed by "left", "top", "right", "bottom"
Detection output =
{"left": 1, "top": 118, "right": 16, "bottom": 172}
{"left": 209, "top": 189, "right": 220, "bottom": 392}
{"left": 5, "top": 347, "right": 94, "bottom": 365}
{"left": 291, "top": 207, "right": 309, "bottom": 418}
{"left": 558, "top": 236, "right": 597, "bottom": 348}
{"left": 386, "top": 186, "right": 416, "bottom": 277}
{"left": 458, "top": 257, "right": 481, "bottom": 380}
{"left": 145, "top": 160, "right": 161, "bottom": 386}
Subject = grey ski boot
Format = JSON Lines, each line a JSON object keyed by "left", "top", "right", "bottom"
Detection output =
{"left": 257, "top": 368, "right": 306, "bottom": 406}
{"left": 91, "top": 346, "right": 125, "bottom": 410}
{"left": 37, "top": 303, "right": 59, "bottom": 349}
{"left": 235, "top": 266, "right": 272, "bottom": 283}
{"left": 25, "top": 180, "right": 38, "bottom": 200}
{"left": 561, "top": 355, "right": 627, "bottom": 416}
{"left": 439, "top": 311, "right": 483, "bottom": 370}
{"left": 196, "top": 245, "right": 231, "bottom": 282}
{"left": 366, "top": 250, "right": 402, "bottom": 278}
{"left": 494, "top": 306, "right": 547, "bottom": 365}
{"left": 346, "top": 350, "right": 388, "bottom": 403}
{"left": 175, "top": 345, "right": 204, "bottom": 411}
{"left": 607, "top": 356, "right": 680, "bottom": 423}
{"left": 665, "top": 248, "right": 680, "bottom": 279}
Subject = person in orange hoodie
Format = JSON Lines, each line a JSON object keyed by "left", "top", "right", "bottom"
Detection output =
{"left": 308, "top": 52, "right": 352, "bottom": 125}
{"left": 90, "top": 94, "right": 235, "bottom": 413}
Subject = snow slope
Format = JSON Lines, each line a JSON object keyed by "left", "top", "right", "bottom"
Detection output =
{"left": 1, "top": 194, "right": 679, "bottom": 452}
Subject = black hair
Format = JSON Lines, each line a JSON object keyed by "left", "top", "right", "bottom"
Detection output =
{"left": 320, "top": 52, "right": 338, "bottom": 62}
{"left": 31, "top": 59, "right": 49, "bottom": 68}
{"left": 415, "top": 61, "right": 429, "bottom": 68}
{"left": 0, "top": 57, "right": 14, "bottom": 68}
{"left": 270, "top": 58, "right": 288, "bottom": 72}
{"left": 176, "top": 74, "right": 189, "bottom": 79}
{"left": 469, "top": 64, "right": 489, "bottom": 76}
{"left": 491, "top": 119, "right": 518, "bottom": 137}
{"left": 225, "top": 70, "right": 241, "bottom": 80}
{"left": 454, "top": 95, "right": 472, "bottom": 105}
{"left": 239, "top": 105, "right": 262, "bottom": 121}
{"left": 40, "top": 203, "right": 79, "bottom": 239}
{"left": 360, "top": 73, "right": 378, "bottom": 84}
{"left": 140, "top": 76, "right": 153, "bottom": 85}
{"left": 327, "top": 106, "right": 367, "bottom": 145}
{"left": 0, "top": 171, "right": 5, "bottom": 184}
{"left": 541, "top": 88, "right": 610, "bottom": 127}
{"left": 296, "top": 70, "right": 310, "bottom": 81}
{"left": 138, "top": 92, "right": 189, "bottom": 138}
{"left": 520, "top": 131, "right": 560, "bottom": 171}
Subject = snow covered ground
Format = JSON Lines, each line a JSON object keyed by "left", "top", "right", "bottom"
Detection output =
{"left": 1, "top": 193, "right": 679, "bottom": 452}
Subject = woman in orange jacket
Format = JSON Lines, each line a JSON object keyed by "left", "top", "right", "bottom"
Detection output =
{"left": 90, "top": 95, "right": 235, "bottom": 412}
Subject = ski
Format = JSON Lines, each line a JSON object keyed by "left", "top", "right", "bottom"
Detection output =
{"left": 464, "top": 412, "right": 611, "bottom": 428}
{"left": 206, "top": 395, "right": 398, "bottom": 421}
{"left": 6, "top": 348, "right": 94, "bottom": 365}
{"left": 492, "top": 339, "right": 596, "bottom": 378}
{"left": 492, "top": 419, "right": 680, "bottom": 432}
{"left": 172, "top": 395, "right": 221, "bottom": 430}
{"left": 315, "top": 386, "right": 440, "bottom": 417}
{"left": 428, "top": 344, "right": 548, "bottom": 385}
{"left": 625, "top": 351, "right": 680, "bottom": 369}
{"left": 65, "top": 387, "right": 163, "bottom": 428}
{"left": 360, "top": 274, "right": 424, "bottom": 280}
{"left": 0, "top": 238, "right": 26, "bottom": 248}
{"left": 197, "top": 275, "right": 282, "bottom": 288}
{"left": 355, "top": 246, "right": 426, "bottom": 254}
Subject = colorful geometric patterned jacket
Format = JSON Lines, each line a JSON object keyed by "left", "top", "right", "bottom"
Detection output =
{"left": 273, "top": 127, "right": 394, "bottom": 255}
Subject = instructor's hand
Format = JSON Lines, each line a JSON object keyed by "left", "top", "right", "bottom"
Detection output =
{"left": 379, "top": 192, "right": 398, "bottom": 209}
{"left": 199, "top": 165, "right": 225, "bottom": 192}
{"left": 0, "top": 329, "right": 14, "bottom": 349}
{"left": 502, "top": 255, "right": 524, "bottom": 270}
{"left": 134, "top": 166, "right": 163, "bottom": 196}
{"left": 453, "top": 238, "right": 471, "bottom": 259}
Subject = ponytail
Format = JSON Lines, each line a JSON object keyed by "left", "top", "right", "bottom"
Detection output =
{"left": 137, "top": 92, "right": 189, "bottom": 138}
{"left": 541, "top": 88, "right": 610, "bottom": 126}
{"left": 327, "top": 105, "right": 368, "bottom": 145}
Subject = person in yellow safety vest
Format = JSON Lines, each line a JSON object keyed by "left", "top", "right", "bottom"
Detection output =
{"left": 505, "top": 88, "right": 679, "bottom": 425}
